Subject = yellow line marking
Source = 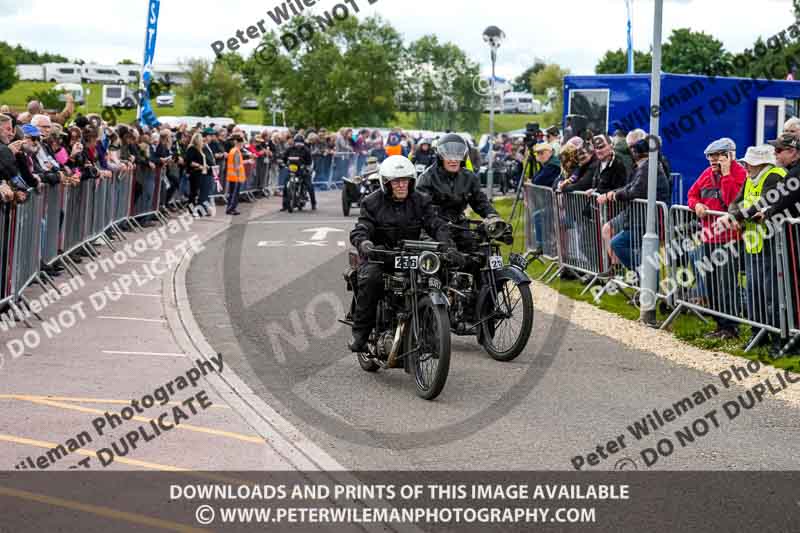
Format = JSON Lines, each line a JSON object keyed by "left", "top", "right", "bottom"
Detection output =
{"left": 0, "top": 486, "right": 205, "bottom": 533}
{"left": 20, "top": 397, "right": 264, "bottom": 444}
{"left": 0, "top": 433, "right": 247, "bottom": 483}
{"left": 0, "top": 394, "right": 230, "bottom": 409}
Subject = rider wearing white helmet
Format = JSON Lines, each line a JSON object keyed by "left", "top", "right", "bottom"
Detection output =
{"left": 347, "top": 155, "right": 455, "bottom": 352}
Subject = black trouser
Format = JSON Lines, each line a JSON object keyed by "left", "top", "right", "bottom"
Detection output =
{"left": 188, "top": 173, "right": 202, "bottom": 206}
{"left": 164, "top": 170, "right": 180, "bottom": 205}
{"left": 352, "top": 262, "right": 383, "bottom": 336}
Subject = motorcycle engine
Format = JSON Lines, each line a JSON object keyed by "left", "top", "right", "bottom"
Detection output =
{"left": 375, "top": 330, "right": 395, "bottom": 360}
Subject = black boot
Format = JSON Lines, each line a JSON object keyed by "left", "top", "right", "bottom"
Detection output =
{"left": 348, "top": 329, "right": 370, "bottom": 352}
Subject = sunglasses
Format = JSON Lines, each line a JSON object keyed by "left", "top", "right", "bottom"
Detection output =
{"left": 774, "top": 147, "right": 794, "bottom": 154}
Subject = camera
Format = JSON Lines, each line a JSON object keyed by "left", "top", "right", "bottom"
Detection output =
{"left": 524, "top": 123, "right": 540, "bottom": 148}
{"left": 10, "top": 175, "right": 33, "bottom": 193}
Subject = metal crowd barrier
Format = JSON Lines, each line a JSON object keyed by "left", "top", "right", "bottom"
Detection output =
{"left": 660, "top": 206, "right": 788, "bottom": 351}
{"left": 327, "top": 152, "right": 359, "bottom": 190}
{"left": 523, "top": 184, "right": 561, "bottom": 280}
{"left": 0, "top": 165, "right": 155, "bottom": 328}
{"left": 238, "top": 161, "right": 259, "bottom": 202}
{"left": 781, "top": 218, "right": 800, "bottom": 344}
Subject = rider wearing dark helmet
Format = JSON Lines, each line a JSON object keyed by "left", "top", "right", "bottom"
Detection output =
{"left": 282, "top": 134, "right": 316, "bottom": 211}
{"left": 416, "top": 133, "right": 500, "bottom": 252}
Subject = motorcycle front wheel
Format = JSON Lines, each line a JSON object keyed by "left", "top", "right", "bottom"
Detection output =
{"left": 408, "top": 296, "right": 450, "bottom": 400}
{"left": 286, "top": 182, "right": 296, "bottom": 213}
{"left": 477, "top": 280, "right": 533, "bottom": 361}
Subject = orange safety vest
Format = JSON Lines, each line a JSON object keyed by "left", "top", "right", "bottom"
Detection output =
{"left": 385, "top": 144, "right": 402, "bottom": 157}
{"left": 225, "top": 147, "right": 246, "bottom": 183}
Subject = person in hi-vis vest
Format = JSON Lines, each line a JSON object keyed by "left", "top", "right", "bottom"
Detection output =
{"left": 716, "top": 144, "right": 788, "bottom": 354}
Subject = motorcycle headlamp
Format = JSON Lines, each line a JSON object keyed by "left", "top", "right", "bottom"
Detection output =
{"left": 418, "top": 251, "right": 441, "bottom": 275}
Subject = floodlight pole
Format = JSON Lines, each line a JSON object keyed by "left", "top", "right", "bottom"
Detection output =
{"left": 640, "top": 0, "right": 663, "bottom": 325}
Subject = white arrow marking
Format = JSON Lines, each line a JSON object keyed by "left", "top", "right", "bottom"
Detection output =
{"left": 294, "top": 241, "right": 327, "bottom": 247}
{"left": 302, "top": 227, "right": 344, "bottom": 241}
{"left": 258, "top": 241, "right": 286, "bottom": 247}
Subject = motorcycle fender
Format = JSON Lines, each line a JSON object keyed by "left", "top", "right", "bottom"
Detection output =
{"left": 496, "top": 266, "right": 531, "bottom": 286}
{"left": 427, "top": 289, "right": 449, "bottom": 308}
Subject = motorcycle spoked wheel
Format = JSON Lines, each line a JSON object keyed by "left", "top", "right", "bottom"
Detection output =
{"left": 476, "top": 279, "right": 533, "bottom": 362}
{"left": 407, "top": 296, "right": 451, "bottom": 400}
{"left": 286, "top": 182, "right": 296, "bottom": 213}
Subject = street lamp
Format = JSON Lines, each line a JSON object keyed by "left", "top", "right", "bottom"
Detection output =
{"left": 483, "top": 25, "right": 505, "bottom": 201}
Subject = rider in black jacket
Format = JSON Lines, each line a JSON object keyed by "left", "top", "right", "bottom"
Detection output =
{"left": 282, "top": 134, "right": 316, "bottom": 210}
{"left": 348, "top": 155, "right": 454, "bottom": 352}
{"left": 416, "top": 133, "right": 500, "bottom": 252}
{"left": 410, "top": 138, "right": 436, "bottom": 168}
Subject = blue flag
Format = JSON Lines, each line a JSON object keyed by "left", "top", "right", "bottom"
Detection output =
{"left": 626, "top": 0, "right": 634, "bottom": 74}
{"left": 138, "top": 0, "right": 161, "bottom": 127}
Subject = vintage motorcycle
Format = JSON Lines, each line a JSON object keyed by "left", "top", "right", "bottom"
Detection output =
{"left": 341, "top": 240, "right": 453, "bottom": 400}
{"left": 442, "top": 218, "right": 534, "bottom": 361}
{"left": 341, "top": 170, "right": 381, "bottom": 216}
{"left": 283, "top": 156, "right": 310, "bottom": 213}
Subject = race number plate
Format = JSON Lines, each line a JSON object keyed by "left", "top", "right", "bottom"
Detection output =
{"left": 395, "top": 256, "right": 419, "bottom": 270}
{"left": 489, "top": 255, "right": 504, "bottom": 270}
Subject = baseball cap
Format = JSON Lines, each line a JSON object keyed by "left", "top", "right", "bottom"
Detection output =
{"left": 21, "top": 124, "right": 41, "bottom": 138}
{"left": 768, "top": 133, "right": 800, "bottom": 150}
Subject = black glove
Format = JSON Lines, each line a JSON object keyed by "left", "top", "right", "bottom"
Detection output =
{"left": 445, "top": 248, "right": 466, "bottom": 269}
{"left": 359, "top": 240, "right": 375, "bottom": 256}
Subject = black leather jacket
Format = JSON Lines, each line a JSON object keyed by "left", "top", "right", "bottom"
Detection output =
{"left": 350, "top": 189, "right": 452, "bottom": 251}
{"left": 416, "top": 164, "right": 497, "bottom": 222}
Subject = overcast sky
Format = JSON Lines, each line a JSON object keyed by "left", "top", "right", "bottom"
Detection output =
{"left": 0, "top": 0, "right": 796, "bottom": 79}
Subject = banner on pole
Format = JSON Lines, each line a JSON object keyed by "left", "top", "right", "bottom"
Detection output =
{"left": 139, "top": 0, "right": 161, "bottom": 127}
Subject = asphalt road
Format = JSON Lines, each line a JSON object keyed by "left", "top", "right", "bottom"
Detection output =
{"left": 187, "top": 191, "right": 800, "bottom": 471}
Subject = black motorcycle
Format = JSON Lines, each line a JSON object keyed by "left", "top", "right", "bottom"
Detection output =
{"left": 283, "top": 156, "right": 309, "bottom": 213}
{"left": 443, "top": 218, "right": 534, "bottom": 361}
{"left": 341, "top": 240, "right": 452, "bottom": 400}
{"left": 341, "top": 171, "right": 380, "bottom": 216}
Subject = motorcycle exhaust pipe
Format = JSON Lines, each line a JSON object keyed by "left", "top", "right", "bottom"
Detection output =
{"left": 385, "top": 320, "right": 406, "bottom": 368}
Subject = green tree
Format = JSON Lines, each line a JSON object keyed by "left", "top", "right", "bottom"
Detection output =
{"left": 118, "top": 59, "right": 137, "bottom": 65}
{"left": 251, "top": 14, "right": 402, "bottom": 128}
{"left": 0, "top": 54, "right": 18, "bottom": 94}
{"left": 532, "top": 64, "right": 569, "bottom": 126}
{"left": 512, "top": 60, "right": 546, "bottom": 92}
{"left": 661, "top": 28, "right": 733, "bottom": 76}
{"left": 0, "top": 41, "right": 69, "bottom": 64}
{"left": 28, "top": 88, "right": 62, "bottom": 111}
{"left": 184, "top": 59, "right": 242, "bottom": 119}
{"left": 398, "top": 35, "right": 481, "bottom": 131}
{"left": 595, "top": 49, "right": 652, "bottom": 74}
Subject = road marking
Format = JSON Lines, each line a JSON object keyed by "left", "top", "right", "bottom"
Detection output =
{"left": 248, "top": 220, "right": 347, "bottom": 224}
{"left": 97, "top": 316, "right": 166, "bottom": 323}
{"left": 302, "top": 227, "right": 345, "bottom": 240}
{"left": 257, "top": 240, "right": 285, "bottom": 247}
{"left": 293, "top": 240, "right": 326, "bottom": 247}
{"left": 0, "top": 486, "right": 206, "bottom": 533}
{"left": 0, "top": 433, "right": 246, "bottom": 482}
{"left": 101, "top": 350, "right": 186, "bottom": 358}
{"left": 21, "top": 397, "right": 265, "bottom": 444}
{"left": 338, "top": 241, "right": 347, "bottom": 247}
{"left": 0, "top": 394, "right": 229, "bottom": 409}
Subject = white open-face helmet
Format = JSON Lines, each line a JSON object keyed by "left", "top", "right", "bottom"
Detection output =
{"left": 379, "top": 155, "right": 416, "bottom": 193}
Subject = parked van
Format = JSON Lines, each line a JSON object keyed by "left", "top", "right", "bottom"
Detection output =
{"left": 102, "top": 85, "right": 137, "bottom": 108}
{"left": 53, "top": 83, "right": 85, "bottom": 105}
{"left": 117, "top": 66, "right": 141, "bottom": 84}
{"left": 43, "top": 63, "right": 82, "bottom": 84}
{"left": 503, "top": 92, "right": 541, "bottom": 114}
{"left": 81, "top": 65, "right": 126, "bottom": 84}
{"left": 16, "top": 64, "right": 44, "bottom": 81}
